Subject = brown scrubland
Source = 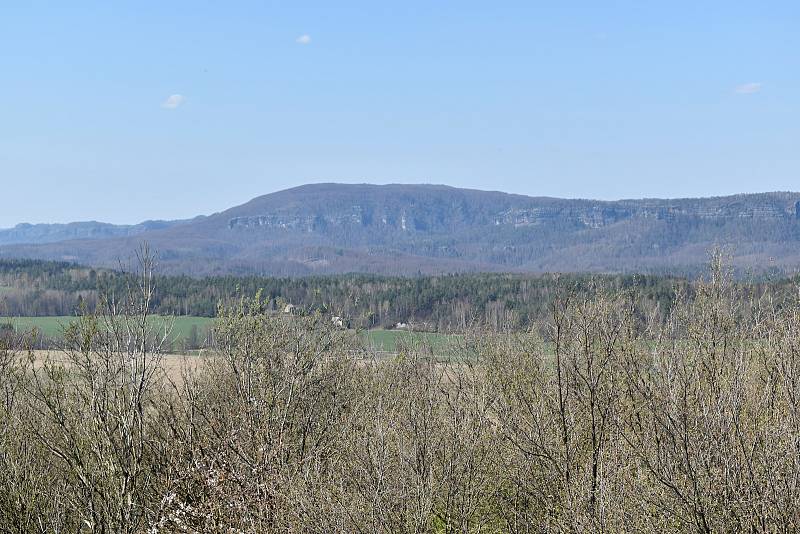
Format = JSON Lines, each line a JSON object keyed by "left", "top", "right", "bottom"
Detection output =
{"left": 2, "top": 251, "right": 800, "bottom": 533}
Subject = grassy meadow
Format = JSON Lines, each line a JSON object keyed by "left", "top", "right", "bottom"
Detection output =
{"left": 1, "top": 315, "right": 457, "bottom": 353}
{"left": 3, "top": 315, "right": 215, "bottom": 344}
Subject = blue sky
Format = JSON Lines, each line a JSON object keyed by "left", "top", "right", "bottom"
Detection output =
{"left": 1, "top": 1, "right": 798, "bottom": 226}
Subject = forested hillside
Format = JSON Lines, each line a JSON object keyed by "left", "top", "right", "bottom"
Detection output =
{"left": 2, "top": 184, "right": 800, "bottom": 275}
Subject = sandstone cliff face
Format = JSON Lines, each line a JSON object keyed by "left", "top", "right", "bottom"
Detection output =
{"left": 226, "top": 192, "right": 800, "bottom": 235}
{"left": 2, "top": 185, "right": 800, "bottom": 275}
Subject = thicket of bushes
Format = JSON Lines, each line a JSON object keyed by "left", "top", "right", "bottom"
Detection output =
{"left": 2, "top": 252, "right": 800, "bottom": 532}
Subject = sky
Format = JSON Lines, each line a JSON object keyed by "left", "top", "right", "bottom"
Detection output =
{"left": 1, "top": 1, "right": 798, "bottom": 227}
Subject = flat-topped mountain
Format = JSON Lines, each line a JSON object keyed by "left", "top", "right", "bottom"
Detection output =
{"left": 2, "top": 184, "right": 800, "bottom": 275}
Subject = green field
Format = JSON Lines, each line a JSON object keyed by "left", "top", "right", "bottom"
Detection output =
{"left": 362, "top": 329, "right": 458, "bottom": 352}
{"left": 3, "top": 315, "right": 215, "bottom": 344}
{"left": 2, "top": 316, "right": 458, "bottom": 354}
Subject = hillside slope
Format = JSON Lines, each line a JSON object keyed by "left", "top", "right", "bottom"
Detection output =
{"left": 2, "top": 184, "right": 799, "bottom": 275}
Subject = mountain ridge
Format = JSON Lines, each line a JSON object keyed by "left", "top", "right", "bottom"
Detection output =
{"left": 2, "top": 183, "right": 799, "bottom": 276}
{"left": 0, "top": 217, "right": 207, "bottom": 247}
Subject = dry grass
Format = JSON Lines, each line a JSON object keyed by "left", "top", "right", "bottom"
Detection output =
{"left": 26, "top": 350, "right": 212, "bottom": 383}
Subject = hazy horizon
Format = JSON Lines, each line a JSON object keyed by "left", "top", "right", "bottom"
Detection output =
{"left": 2, "top": 2, "right": 798, "bottom": 227}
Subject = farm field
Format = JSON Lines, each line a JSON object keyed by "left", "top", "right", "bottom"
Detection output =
{"left": 2, "top": 316, "right": 458, "bottom": 353}
{"left": 3, "top": 315, "right": 216, "bottom": 343}
{"left": 362, "top": 329, "right": 459, "bottom": 352}
{"left": 26, "top": 350, "right": 208, "bottom": 381}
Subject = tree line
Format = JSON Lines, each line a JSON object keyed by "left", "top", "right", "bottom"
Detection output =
{"left": 2, "top": 258, "right": 694, "bottom": 331}
{"left": 2, "top": 257, "right": 798, "bottom": 334}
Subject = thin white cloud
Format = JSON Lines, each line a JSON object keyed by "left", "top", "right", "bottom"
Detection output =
{"left": 734, "top": 82, "right": 762, "bottom": 95}
{"left": 161, "top": 94, "right": 185, "bottom": 109}
{"left": 296, "top": 34, "right": 311, "bottom": 45}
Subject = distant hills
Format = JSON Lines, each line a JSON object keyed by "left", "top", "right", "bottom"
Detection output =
{"left": 2, "top": 183, "right": 800, "bottom": 276}
{"left": 0, "top": 218, "right": 202, "bottom": 247}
